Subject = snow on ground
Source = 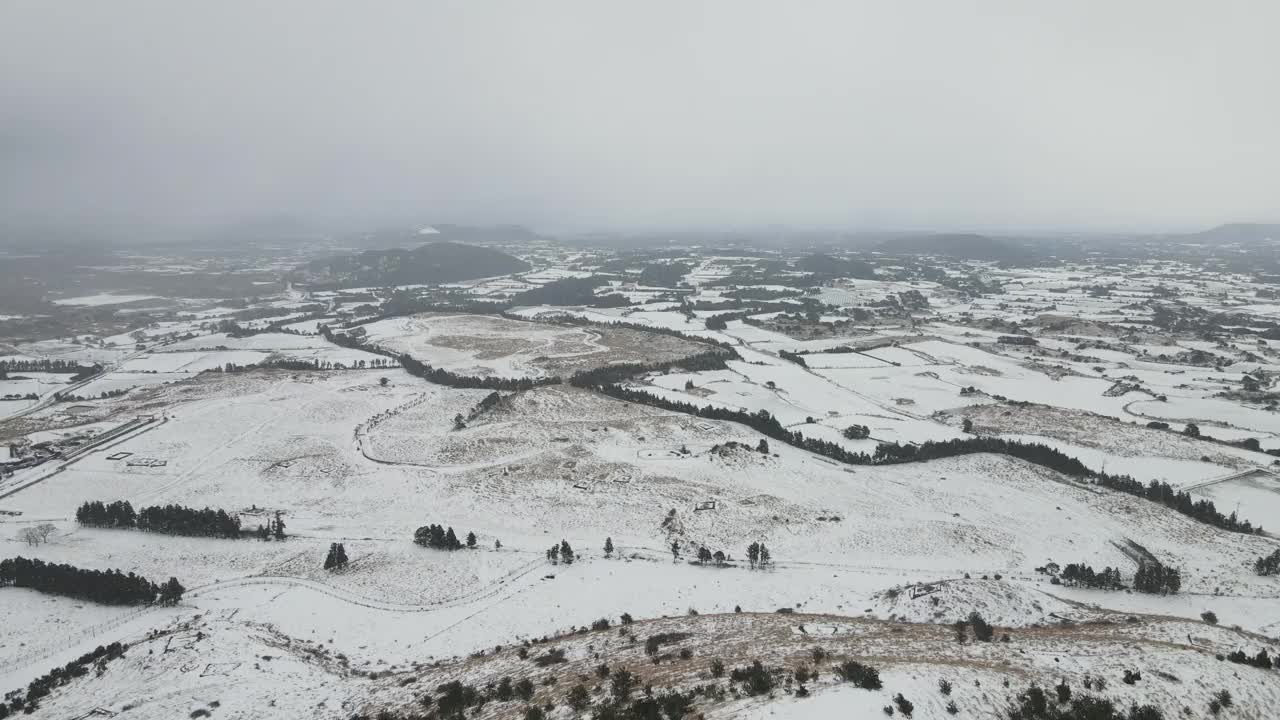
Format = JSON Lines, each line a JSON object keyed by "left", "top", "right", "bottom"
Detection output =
{"left": 50, "top": 293, "right": 163, "bottom": 307}
{"left": 358, "top": 313, "right": 708, "bottom": 379}
{"left": 10, "top": 266, "right": 1280, "bottom": 720}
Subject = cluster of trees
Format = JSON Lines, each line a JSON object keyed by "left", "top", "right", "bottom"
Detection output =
{"left": 513, "top": 276, "right": 611, "bottom": 306}
{"left": 57, "top": 386, "right": 134, "bottom": 401}
{"left": 414, "top": 524, "right": 474, "bottom": 550}
{"left": 16, "top": 523, "right": 57, "bottom": 547}
{"left": 1255, "top": 548, "right": 1280, "bottom": 576}
{"left": 254, "top": 511, "right": 287, "bottom": 541}
{"left": 695, "top": 546, "right": 726, "bottom": 565}
{"left": 1058, "top": 563, "right": 1124, "bottom": 590}
{"left": 1007, "top": 683, "right": 1165, "bottom": 720}
{"left": 842, "top": 424, "right": 870, "bottom": 440}
{"left": 954, "top": 612, "right": 996, "bottom": 642}
{"left": 76, "top": 500, "right": 242, "bottom": 539}
{"left": 547, "top": 540, "right": 574, "bottom": 564}
{"left": 777, "top": 349, "right": 807, "bottom": 366}
{"left": 0, "top": 556, "right": 184, "bottom": 605}
{"left": 1225, "top": 648, "right": 1272, "bottom": 669}
{"left": 0, "top": 641, "right": 128, "bottom": 718}
{"left": 1095, "top": 475, "right": 1260, "bottom": 534}
{"left": 323, "top": 543, "right": 349, "bottom": 571}
{"left": 833, "top": 659, "right": 882, "bottom": 689}
{"left": 746, "top": 541, "right": 772, "bottom": 568}
{"left": 1132, "top": 561, "right": 1181, "bottom": 595}
{"left": 638, "top": 262, "right": 691, "bottom": 288}
{"left": 356, "top": 669, "right": 701, "bottom": 720}
{"left": 75, "top": 500, "right": 138, "bottom": 527}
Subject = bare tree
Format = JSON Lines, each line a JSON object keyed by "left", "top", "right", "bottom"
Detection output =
{"left": 16, "top": 523, "right": 56, "bottom": 546}
{"left": 34, "top": 523, "right": 56, "bottom": 543}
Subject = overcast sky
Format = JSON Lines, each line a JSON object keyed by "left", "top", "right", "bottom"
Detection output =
{"left": 1, "top": 1, "right": 1276, "bottom": 233}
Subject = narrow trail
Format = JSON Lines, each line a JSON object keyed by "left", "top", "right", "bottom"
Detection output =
{"left": 184, "top": 555, "right": 546, "bottom": 614}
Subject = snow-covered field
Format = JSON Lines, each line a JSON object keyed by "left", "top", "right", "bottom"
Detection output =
{"left": 358, "top": 313, "right": 709, "bottom": 379}
{"left": 6, "top": 254, "right": 1280, "bottom": 719}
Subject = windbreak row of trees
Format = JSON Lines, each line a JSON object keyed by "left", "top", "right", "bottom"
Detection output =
{"left": 0, "top": 359, "right": 100, "bottom": 376}
{"left": 1094, "top": 475, "right": 1261, "bottom": 534}
{"left": 399, "top": 352, "right": 557, "bottom": 391}
{"left": 76, "top": 500, "right": 242, "bottom": 538}
{"left": 534, "top": 314, "right": 740, "bottom": 351}
{"left": 568, "top": 349, "right": 736, "bottom": 388}
{"left": 0, "top": 556, "right": 184, "bottom": 605}
{"left": 586, "top": 383, "right": 1261, "bottom": 535}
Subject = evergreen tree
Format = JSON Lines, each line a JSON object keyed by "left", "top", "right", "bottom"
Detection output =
{"left": 758, "top": 543, "right": 771, "bottom": 567}
{"left": 604, "top": 537, "right": 614, "bottom": 557}
{"left": 273, "top": 511, "right": 286, "bottom": 540}
{"left": 1255, "top": 548, "right": 1280, "bottom": 576}
{"left": 324, "top": 543, "right": 348, "bottom": 571}
{"left": 158, "top": 577, "right": 185, "bottom": 605}
{"left": 445, "top": 527, "right": 460, "bottom": 549}
{"left": 747, "top": 541, "right": 761, "bottom": 568}
{"left": 466, "top": 531, "right": 477, "bottom": 548}
{"left": 697, "top": 546, "right": 713, "bottom": 565}
{"left": 757, "top": 439, "right": 769, "bottom": 454}
{"left": 560, "top": 540, "right": 575, "bottom": 564}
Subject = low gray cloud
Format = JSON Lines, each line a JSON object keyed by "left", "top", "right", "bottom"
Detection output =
{"left": 2, "top": 1, "right": 1276, "bottom": 232}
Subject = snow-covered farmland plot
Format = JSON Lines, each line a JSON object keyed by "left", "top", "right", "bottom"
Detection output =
{"left": 358, "top": 313, "right": 709, "bottom": 378}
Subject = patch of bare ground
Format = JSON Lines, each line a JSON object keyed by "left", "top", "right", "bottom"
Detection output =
{"left": 359, "top": 610, "right": 1280, "bottom": 719}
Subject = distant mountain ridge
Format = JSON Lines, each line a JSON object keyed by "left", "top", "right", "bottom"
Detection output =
{"left": 877, "top": 233, "right": 1029, "bottom": 262}
{"left": 1185, "top": 223, "right": 1280, "bottom": 243}
{"left": 794, "top": 253, "right": 876, "bottom": 279}
{"left": 300, "top": 241, "right": 530, "bottom": 289}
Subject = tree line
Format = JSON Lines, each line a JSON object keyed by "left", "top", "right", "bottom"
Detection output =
{"left": 0, "top": 641, "right": 128, "bottom": 718}
{"left": 535, "top": 314, "right": 739, "bottom": 351}
{"left": 586, "top": 384, "right": 1260, "bottom": 536}
{"left": 0, "top": 359, "right": 100, "bottom": 377}
{"left": 1094, "top": 475, "right": 1260, "bottom": 534}
{"left": 568, "top": 349, "right": 735, "bottom": 388}
{"left": 76, "top": 500, "right": 242, "bottom": 538}
{"left": 400, "top": 352, "right": 557, "bottom": 391}
{"left": 1132, "top": 561, "right": 1181, "bottom": 595}
{"left": 0, "top": 556, "right": 184, "bottom": 606}
{"left": 1057, "top": 563, "right": 1124, "bottom": 590}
